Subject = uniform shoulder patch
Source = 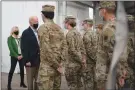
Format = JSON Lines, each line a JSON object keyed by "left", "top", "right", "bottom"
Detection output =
{"left": 103, "top": 22, "right": 115, "bottom": 37}
{"left": 103, "top": 29, "right": 114, "bottom": 37}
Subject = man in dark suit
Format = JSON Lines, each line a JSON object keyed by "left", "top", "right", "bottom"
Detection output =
{"left": 21, "top": 16, "right": 40, "bottom": 90}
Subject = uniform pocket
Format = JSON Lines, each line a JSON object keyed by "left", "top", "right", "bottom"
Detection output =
{"left": 47, "top": 69, "right": 55, "bottom": 76}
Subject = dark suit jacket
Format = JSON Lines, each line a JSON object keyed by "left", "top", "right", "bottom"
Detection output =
{"left": 21, "top": 27, "right": 40, "bottom": 67}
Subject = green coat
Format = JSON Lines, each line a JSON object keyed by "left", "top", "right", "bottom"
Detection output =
{"left": 7, "top": 36, "right": 20, "bottom": 58}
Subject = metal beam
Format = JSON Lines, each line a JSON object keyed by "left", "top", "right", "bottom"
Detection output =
{"left": 67, "top": 1, "right": 89, "bottom": 9}
{"left": 72, "top": 1, "right": 94, "bottom": 8}
{"left": 126, "top": 5, "right": 135, "bottom": 11}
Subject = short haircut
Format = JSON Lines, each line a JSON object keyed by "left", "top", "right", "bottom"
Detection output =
{"left": 106, "top": 8, "right": 116, "bottom": 14}
{"left": 65, "top": 18, "right": 76, "bottom": 27}
{"left": 41, "top": 11, "right": 54, "bottom": 19}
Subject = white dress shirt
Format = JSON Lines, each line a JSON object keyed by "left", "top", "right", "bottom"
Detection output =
{"left": 15, "top": 38, "right": 21, "bottom": 54}
{"left": 30, "top": 26, "right": 39, "bottom": 45}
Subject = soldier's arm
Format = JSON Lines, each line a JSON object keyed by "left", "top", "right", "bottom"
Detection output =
{"left": 127, "top": 38, "right": 134, "bottom": 69}
{"left": 116, "top": 51, "right": 128, "bottom": 85}
{"left": 80, "top": 39, "right": 86, "bottom": 55}
{"left": 60, "top": 33, "right": 68, "bottom": 62}
{"left": 67, "top": 33, "right": 82, "bottom": 64}
{"left": 38, "top": 25, "right": 59, "bottom": 70}
{"left": 83, "top": 33, "right": 96, "bottom": 62}
{"left": 79, "top": 33, "right": 86, "bottom": 60}
{"left": 79, "top": 34, "right": 86, "bottom": 65}
{"left": 21, "top": 31, "right": 30, "bottom": 63}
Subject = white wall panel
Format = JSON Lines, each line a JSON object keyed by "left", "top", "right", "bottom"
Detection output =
{"left": 66, "top": 4, "right": 90, "bottom": 32}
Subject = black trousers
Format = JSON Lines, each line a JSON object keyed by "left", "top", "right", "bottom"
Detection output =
{"left": 8, "top": 56, "right": 25, "bottom": 86}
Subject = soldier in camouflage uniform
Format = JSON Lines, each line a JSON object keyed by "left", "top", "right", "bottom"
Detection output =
{"left": 116, "top": 14, "right": 135, "bottom": 90}
{"left": 95, "top": 1, "right": 116, "bottom": 90}
{"left": 126, "top": 15, "right": 135, "bottom": 89}
{"left": 95, "top": 2, "right": 117, "bottom": 89}
{"left": 96, "top": 1, "right": 133, "bottom": 90}
{"left": 64, "top": 15, "right": 86, "bottom": 90}
{"left": 37, "top": 5, "right": 67, "bottom": 90}
{"left": 81, "top": 19, "right": 97, "bottom": 90}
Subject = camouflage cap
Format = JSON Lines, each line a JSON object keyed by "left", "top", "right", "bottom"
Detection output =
{"left": 65, "top": 15, "right": 76, "bottom": 22}
{"left": 42, "top": 5, "right": 55, "bottom": 12}
{"left": 127, "top": 15, "right": 135, "bottom": 22}
{"left": 83, "top": 19, "right": 93, "bottom": 25}
{"left": 99, "top": 1, "right": 116, "bottom": 9}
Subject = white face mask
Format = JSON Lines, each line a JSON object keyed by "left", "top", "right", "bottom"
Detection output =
{"left": 80, "top": 25, "right": 84, "bottom": 31}
{"left": 64, "top": 23, "right": 67, "bottom": 29}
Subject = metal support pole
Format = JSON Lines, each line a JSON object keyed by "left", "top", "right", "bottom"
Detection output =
{"left": 93, "top": 2, "right": 96, "bottom": 31}
{"left": 62, "top": 1, "right": 66, "bottom": 29}
{"left": 56, "top": 1, "right": 59, "bottom": 24}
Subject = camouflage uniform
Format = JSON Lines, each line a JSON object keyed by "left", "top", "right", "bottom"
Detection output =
{"left": 95, "top": 1, "right": 116, "bottom": 90}
{"left": 96, "top": 1, "right": 133, "bottom": 89}
{"left": 116, "top": 15, "right": 135, "bottom": 89}
{"left": 126, "top": 15, "right": 135, "bottom": 89}
{"left": 116, "top": 43, "right": 130, "bottom": 89}
{"left": 65, "top": 16, "right": 86, "bottom": 90}
{"left": 82, "top": 19, "right": 97, "bottom": 90}
{"left": 37, "top": 5, "right": 67, "bottom": 90}
{"left": 96, "top": 20, "right": 116, "bottom": 90}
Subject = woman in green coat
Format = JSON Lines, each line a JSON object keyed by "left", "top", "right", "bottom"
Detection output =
{"left": 7, "top": 26, "right": 27, "bottom": 90}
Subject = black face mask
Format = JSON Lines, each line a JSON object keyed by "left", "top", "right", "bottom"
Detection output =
{"left": 14, "top": 31, "right": 19, "bottom": 35}
{"left": 33, "top": 24, "right": 38, "bottom": 29}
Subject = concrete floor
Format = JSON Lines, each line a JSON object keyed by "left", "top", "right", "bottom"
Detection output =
{"left": 1, "top": 72, "right": 69, "bottom": 90}
{"left": 1, "top": 73, "right": 27, "bottom": 90}
{"left": 1, "top": 72, "right": 131, "bottom": 90}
